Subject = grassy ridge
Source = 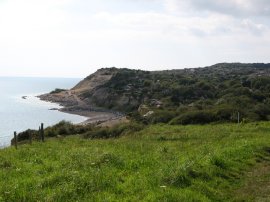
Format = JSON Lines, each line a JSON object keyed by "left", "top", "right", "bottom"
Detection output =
{"left": 1, "top": 122, "right": 270, "bottom": 201}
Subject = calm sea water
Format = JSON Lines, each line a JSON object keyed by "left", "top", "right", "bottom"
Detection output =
{"left": 0, "top": 77, "right": 87, "bottom": 148}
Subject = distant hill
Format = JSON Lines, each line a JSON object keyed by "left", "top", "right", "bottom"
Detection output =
{"left": 40, "top": 63, "right": 270, "bottom": 124}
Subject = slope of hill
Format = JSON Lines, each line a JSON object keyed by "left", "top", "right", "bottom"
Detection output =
{"left": 39, "top": 63, "right": 270, "bottom": 124}
{"left": 1, "top": 122, "right": 270, "bottom": 201}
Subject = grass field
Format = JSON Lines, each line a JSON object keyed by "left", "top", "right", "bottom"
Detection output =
{"left": 1, "top": 122, "right": 270, "bottom": 201}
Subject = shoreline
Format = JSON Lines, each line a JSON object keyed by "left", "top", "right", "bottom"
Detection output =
{"left": 37, "top": 92, "right": 128, "bottom": 127}
{"left": 60, "top": 108, "right": 127, "bottom": 126}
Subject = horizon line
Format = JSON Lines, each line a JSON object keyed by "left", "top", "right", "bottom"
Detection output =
{"left": 0, "top": 75, "right": 84, "bottom": 79}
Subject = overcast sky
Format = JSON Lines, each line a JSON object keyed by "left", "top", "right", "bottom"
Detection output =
{"left": 0, "top": 0, "right": 270, "bottom": 77}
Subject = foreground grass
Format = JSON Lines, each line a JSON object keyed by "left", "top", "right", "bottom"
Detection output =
{"left": 1, "top": 122, "right": 270, "bottom": 201}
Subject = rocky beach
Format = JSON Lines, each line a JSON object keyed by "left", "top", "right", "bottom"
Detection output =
{"left": 38, "top": 89, "right": 127, "bottom": 127}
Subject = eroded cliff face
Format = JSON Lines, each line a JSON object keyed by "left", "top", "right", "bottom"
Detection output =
{"left": 73, "top": 68, "right": 141, "bottom": 111}
{"left": 39, "top": 67, "right": 141, "bottom": 113}
{"left": 72, "top": 68, "right": 118, "bottom": 93}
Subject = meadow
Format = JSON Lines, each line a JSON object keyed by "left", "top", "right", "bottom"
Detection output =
{"left": 1, "top": 122, "right": 270, "bottom": 201}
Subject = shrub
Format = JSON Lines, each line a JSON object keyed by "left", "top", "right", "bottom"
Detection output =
{"left": 84, "top": 122, "right": 144, "bottom": 139}
{"left": 44, "top": 121, "right": 94, "bottom": 137}
{"left": 147, "top": 110, "right": 177, "bottom": 124}
{"left": 214, "top": 105, "right": 238, "bottom": 121}
{"left": 46, "top": 128, "right": 57, "bottom": 137}
{"left": 170, "top": 110, "right": 216, "bottom": 125}
{"left": 253, "top": 104, "right": 270, "bottom": 120}
{"left": 45, "top": 121, "right": 75, "bottom": 137}
{"left": 50, "top": 88, "right": 66, "bottom": 94}
{"left": 11, "top": 129, "right": 39, "bottom": 144}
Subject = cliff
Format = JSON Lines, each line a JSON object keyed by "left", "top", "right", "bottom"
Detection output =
{"left": 39, "top": 63, "right": 270, "bottom": 124}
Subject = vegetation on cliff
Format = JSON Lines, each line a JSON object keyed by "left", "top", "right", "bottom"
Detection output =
{"left": 65, "top": 63, "right": 270, "bottom": 124}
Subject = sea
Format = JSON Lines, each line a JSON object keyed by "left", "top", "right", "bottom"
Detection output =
{"left": 0, "top": 77, "right": 88, "bottom": 148}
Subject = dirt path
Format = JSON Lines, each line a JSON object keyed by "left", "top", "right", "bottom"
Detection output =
{"left": 234, "top": 150, "right": 270, "bottom": 201}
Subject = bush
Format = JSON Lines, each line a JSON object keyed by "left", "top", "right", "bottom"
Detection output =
{"left": 253, "top": 104, "right": 270, "bottom": 120}
{"left": 11, "top": 129, "right": 39, "bottom": 145}
{"left": 46, "top": 128, "right": 57, "bottom": 137}
{"left": 214, "top": 105, "right": 238, "bottom": 121}
{"left": 44, "top": 121, "right": 93, "bottom": 137}
{"left": 84, "top": 123, "right": 144, "bottom": 139}
{"left": 50, "top": 88, "right": 66, "bottom": 94}
{"left": 85, "top": 128, "right": 110, "bottom": 139}
{"left": 147, "top": 110, "right": 177, "bottom": 124}
{"left": 170, "top": 111, "right": 216, "bottom": 125}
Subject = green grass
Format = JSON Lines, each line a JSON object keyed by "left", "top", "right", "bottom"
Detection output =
{"left": 1, "top": 122, "right": 270, "bottom": 201}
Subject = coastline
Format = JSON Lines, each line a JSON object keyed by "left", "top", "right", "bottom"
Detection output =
{"left": 60, "top": 108, "right": 128, "bottom": 127}
{"left": 37, "top": 92, "right": 128, "bottom": 127}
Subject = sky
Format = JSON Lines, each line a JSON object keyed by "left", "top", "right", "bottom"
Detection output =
{"left": 0, "top": 0, "right": 270, "bottom": 78}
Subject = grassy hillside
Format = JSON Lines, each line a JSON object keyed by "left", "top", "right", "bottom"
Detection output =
{"left": 1, "top": 122, "right": 270, "bottom": 201}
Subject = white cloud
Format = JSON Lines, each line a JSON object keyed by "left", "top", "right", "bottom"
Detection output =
{"left": 93, "top": 10, "right": 270, "bottom": 38}
{"left": 164, "top": 0, "right": 270, "bottom": 17}
{"left": 0, "top": 0, "right": 269, "bottom": 77}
